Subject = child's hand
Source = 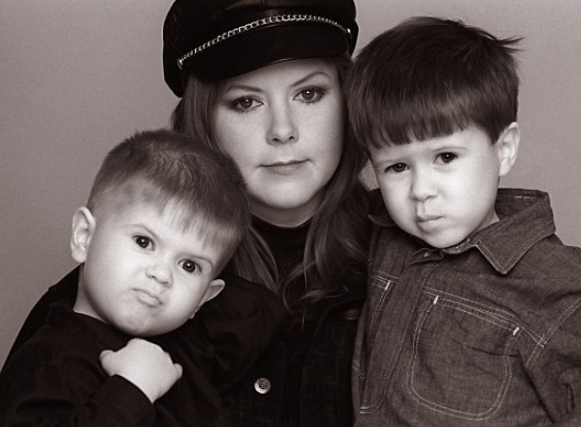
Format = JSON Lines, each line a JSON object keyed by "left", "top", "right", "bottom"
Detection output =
{"left": 99, "top": 338, "right": 183, "bottom": 403}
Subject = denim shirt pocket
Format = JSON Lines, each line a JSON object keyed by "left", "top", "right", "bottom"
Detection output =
{"left": 356, "top": 271, "right": 399, "bottom": 413}
{"left": 407, "top": 288, "right": 521, "bottom": 421}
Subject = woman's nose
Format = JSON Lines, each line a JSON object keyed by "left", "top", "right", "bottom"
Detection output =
{"left": 267, "top": 102, "right": 297, "bottom": 144}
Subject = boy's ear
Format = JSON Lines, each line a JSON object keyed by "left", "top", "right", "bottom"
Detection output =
{"left": 70, "top": 207, "right": 97, "bottom": 264}
{"left": 497, "top": 122, "right": 520, "bottom": 177}
{"left": 189, "top": 279, "right": 225, "bottom": 318}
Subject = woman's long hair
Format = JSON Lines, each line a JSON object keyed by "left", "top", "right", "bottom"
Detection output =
{"left": 172, "top": 56, "right": 370, "bottom": 315}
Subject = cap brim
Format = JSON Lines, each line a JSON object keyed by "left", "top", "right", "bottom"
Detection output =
{"left": 185, "top": 23, "right": 350, "bottom": 82}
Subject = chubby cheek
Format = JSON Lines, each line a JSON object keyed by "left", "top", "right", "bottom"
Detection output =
{"left": 379, "top": 183, "right": 406, "bottom": 212}
{"left": 379, "top": 184, "right": 414, "bottom": 229}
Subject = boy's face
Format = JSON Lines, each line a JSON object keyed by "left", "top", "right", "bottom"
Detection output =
{"left": 369, "top": 125, "right": 518, "bottom": 248}
{"left": 71, "top": 199, "right": 225, "bottom": 336}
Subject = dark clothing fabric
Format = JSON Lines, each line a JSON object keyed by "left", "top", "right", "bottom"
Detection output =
{"left": 227, "top": 217, "right": 366, "bottom": 427}
{"left": 353, "top": 189, "right": 581, "bottom": 426}
{"left": 2, "top": 269, "right": 286, "bottom": 427}
{"left": 230, "top": 289, "right": 363, "bottom": 427}
{"left": 0, "top": 302, "right": 170, "bottom": 427}
{"left": 6, "top": 217, "right": 366, "bottom": 427}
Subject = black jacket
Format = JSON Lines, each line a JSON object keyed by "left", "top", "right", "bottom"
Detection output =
{"left": 3, "top": 268, "right": 286, "bottom": 427}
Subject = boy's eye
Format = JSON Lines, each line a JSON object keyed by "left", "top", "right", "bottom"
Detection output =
{"left": 438, "top": 152, "right": 457, "bottom": 164}
{"left": 134, "top": 235, "right": 151, "bottom": 249}
{"left": 387, "top": 163, "right": 408, "bottom": 173}
{"left": 181, "top": 260, "right": 199, "bottom": 274}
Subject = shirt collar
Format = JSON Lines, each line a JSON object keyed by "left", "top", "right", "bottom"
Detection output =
{"left": 47, "top": 301, "right": 132, "bottom": 350}
{"left": 370, "top": 188, "right": 556, "bottom": 275}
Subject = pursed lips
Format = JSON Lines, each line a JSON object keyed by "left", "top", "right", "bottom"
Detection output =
{"left": 133, "top": 288, "right": 163, "bottom": 307}
{"left": 415, "top": 212, "right": 443, "bottom": 226}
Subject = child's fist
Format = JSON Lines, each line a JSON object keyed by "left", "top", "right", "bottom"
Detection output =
{"left": 100, "top": 338, "right": 183, "bottom": 403}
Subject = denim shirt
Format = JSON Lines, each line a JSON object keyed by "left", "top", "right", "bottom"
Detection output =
{"left": 353, "top": 189, "right": 581, "bottom": 426}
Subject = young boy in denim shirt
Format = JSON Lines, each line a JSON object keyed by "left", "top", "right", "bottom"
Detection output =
{"left": 345, "top": 16, "right": 581, "bottom": 426}
{"left": 0, "top": 129, "right": 283, "bottom": 426}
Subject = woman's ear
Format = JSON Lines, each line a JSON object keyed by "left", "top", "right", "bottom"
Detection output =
{"left": 189, "top": 279, "right": 226, "bottom": 318}
{"left": 70, "top": 207, "right": 97, "bottom": 264}
{"left": 497, "top": 122, "right": 520, "bottom": 177}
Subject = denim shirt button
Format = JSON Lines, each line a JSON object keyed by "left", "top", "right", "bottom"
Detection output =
{"left": 254, "top": 377, "right": 271, "bottom": 394}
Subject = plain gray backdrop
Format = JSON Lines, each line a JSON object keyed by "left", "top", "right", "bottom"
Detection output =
{"left": 1, "top": 0, "right": 580, "bottom": 366}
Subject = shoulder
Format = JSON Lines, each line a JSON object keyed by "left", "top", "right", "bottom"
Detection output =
{"left": 4, "top": 310, "right": 104, "bottom": 373}
{"left": 519, "top": 234, "right": 581, "bottom": 279}
{"left": 201, "top": 272, "right": 286, "bottom": 322}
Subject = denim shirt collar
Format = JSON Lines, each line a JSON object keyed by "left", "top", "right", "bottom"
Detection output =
{"left": 369, "top": 188, "right": 556, "bottom": 275}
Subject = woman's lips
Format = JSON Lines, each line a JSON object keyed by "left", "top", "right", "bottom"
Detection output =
{"left": 262, "top": 159, "right": 308, "bottom": 174}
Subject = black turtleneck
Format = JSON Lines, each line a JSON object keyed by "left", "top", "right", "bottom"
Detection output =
{"left": 252, "top": 215, "right": 309, "bottom": 280}
{"left": 251, "top": 215, "right": 315, "bottom": 426}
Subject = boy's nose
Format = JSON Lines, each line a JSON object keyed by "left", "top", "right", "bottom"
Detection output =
{"left": 146, "top": 262, "right": 172, "bottom": 287}
{"left": 410, "top": 170, "right": 437, "bottom": 201}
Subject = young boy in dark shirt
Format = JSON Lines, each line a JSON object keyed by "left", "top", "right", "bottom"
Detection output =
{"left": 0, "top": 129, "right": 282, "bottom": 427}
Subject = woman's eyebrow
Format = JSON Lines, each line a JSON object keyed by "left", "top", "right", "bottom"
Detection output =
{"left": 290, "top": 71, "right": 333, "bottom": 87}
{"left": 222, "top": 83, "right": 263, "bottom": 93}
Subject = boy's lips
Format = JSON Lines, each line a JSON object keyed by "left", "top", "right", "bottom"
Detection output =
{"left": 134, "top": 289, "right": 162, "bottom": 307}
{"left": 416, "top": 215, "right": 444, "bottom": 228}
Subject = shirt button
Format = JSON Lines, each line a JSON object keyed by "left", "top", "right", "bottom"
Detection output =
{"left": 254, "top": 377, "right": 271, "bottom": 394}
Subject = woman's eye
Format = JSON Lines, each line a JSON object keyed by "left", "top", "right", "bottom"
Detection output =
{"left": 181, "top": 260, "right": 199, "bottom": 274}
{"left": 296, "top": 87, "right": 324, "bottom": 103}
{"left": 438, "top": 152, "right": 457, "bottom": 164}
{"left": 231, "top": 97, "right": 260, "bottom": 112}
{"left": 134, "top": 235, "right": 151, "bottom": 249}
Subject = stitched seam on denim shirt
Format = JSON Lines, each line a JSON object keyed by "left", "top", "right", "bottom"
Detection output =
{"left": 477, "top": 239, "right": 530, "bottom": 274}
{"left": 368, "top": 274, "right": 395, "bottom": 340}
{"left": 424, "top": 288, "right": 545, "bottom": 345}
{"left": 526, "top": 296, "right": 581, "bottom": 367}
{"left": 408, "top": 292, "right": 517, "bottom": 420}
{"left": 424, "top": 288, "right": 515, "bottom": 320}
{"left": 360, "top": 266, "right": 434, "bottom": 414}
{"left": 424, "top": 290, "right": 515, "bottom": 331}
{"left": 361, "top": 274, "right": 396, "bottom": 412}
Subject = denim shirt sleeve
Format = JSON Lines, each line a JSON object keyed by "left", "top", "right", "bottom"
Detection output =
{"left": 530, "top": 300, "right": 581, "bottom": 425}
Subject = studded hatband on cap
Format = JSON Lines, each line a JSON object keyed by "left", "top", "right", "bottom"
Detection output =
{"left": 163, "top": 0, "right": 358, "bottom": 97}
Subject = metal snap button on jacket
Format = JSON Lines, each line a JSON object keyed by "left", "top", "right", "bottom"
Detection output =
{"left": 254, "top": 377, "right": 272, "bottom": 394}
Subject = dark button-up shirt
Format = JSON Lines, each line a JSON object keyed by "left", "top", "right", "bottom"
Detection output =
{"left": 353, "top": 189, "right": 581, "bottom": 426}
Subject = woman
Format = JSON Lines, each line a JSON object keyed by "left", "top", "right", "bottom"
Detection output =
{"left": 7, "top": 0, "right": 370, "bottom": 425}
{"left": 164, "top": 0, "right": 370, "bottom": 425}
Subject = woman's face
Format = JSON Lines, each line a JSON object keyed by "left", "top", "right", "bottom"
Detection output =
{"left": 213, "top": 59, "right": 344, "bottom": 227}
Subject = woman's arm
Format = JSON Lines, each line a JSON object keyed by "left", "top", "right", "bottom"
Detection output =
{"left": 156, "top": 272, "right": 288, "bottom": 392}
{"left": 5, "top": 268, "right": 79, "bottom": 365}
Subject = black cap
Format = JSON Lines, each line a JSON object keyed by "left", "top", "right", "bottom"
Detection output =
{"left": 163, "top": 0, "right": 358, "bottom": 97}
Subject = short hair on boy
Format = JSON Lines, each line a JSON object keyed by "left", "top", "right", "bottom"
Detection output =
{"left": 87, "top": 129, "right": 250, "bottom": 269}
{"left": 345, "top": 16, "right": 522, "bottom": 149}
